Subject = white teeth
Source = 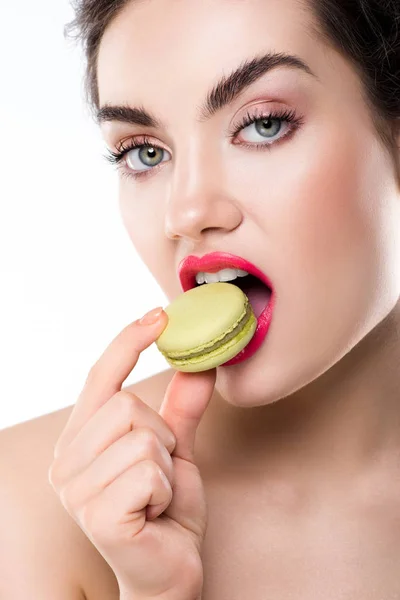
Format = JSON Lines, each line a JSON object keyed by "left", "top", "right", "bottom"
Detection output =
{"left": 216, "top": 268, "right": 238, "bottom": 282}
{"left": 204, "top": 272, "right": 220, "bottom": 284}
{"left": 195, "top": 268, "right": 250, "bottom": 285}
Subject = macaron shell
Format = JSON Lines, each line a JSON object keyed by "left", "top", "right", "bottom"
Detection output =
{"left": 156, "top": 282, "right": 251, "bottom": 354}
{"left": 165, "top": 310, "right": 257, "bottom": 372}
{"left": 155, "top": 282, "right": 257, "bottom": 372}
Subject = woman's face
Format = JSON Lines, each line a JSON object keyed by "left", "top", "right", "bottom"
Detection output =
{"left": 97, "top": 0, "right": 400, "bottom": 408}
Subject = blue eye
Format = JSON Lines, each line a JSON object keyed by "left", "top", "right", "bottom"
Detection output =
{"left": 104, "top": 108, "right": 304, "bottom": 181}
{"left": 126, "top": 141, "right": 170, "bottom": 172}
{"left": 228, "top": 107, "right": 300, "bottom": 141}
{"left": 104, "top": 135, "right": 168, "bottom": 181}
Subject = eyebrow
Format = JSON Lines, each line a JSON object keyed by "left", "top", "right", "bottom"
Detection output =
{"left": 97, "top": 51, "right": 319, "bottom": 128}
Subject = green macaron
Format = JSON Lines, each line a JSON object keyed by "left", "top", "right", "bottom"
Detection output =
{"left": 155, "top": 282, "right": 257, "bottom": 372}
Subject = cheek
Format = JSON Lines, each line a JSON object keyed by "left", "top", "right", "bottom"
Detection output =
{"left": 262, "top": 121, "right": 390, "bottom": 368}
{"left": 119, "top": 188, "right": 156, "bottom": 251}
{"left": 276, "top": 123, "right": 382, "bottom": 295}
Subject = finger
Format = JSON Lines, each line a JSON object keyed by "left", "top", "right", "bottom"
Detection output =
{"left": 57, "top": 427, "right": 174, "bottom": 510}
{"left": 52, "top": 391, "right": 176, "bottom": 484}
{"left": 158, "top": 369, "right": 216, "bottom": 464}
{"left": 54, "top": 309, "right": 168, "bottom": 458}
{"left": 80, "top": 460, "right": 172, "bottom": 543}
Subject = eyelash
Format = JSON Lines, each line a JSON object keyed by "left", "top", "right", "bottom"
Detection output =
{"left": 104, "top": 107, "right": 304, "bottom": 182}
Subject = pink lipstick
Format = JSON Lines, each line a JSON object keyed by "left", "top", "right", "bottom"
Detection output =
{"left": 178, "top": 252, "right": 275, "bottom": 366}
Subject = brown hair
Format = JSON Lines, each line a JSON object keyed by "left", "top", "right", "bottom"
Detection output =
{"left": 65, "top": 0, "right": 400, "bottom": 170}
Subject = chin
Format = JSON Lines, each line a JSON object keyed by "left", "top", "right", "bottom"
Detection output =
{"left": 214, "top": 359, "right": 297, "bottom": 408}
{"left": 213, "top": 331, "right": 349, "bottom": 409}
{"left": 214, "top": 345, "right": 293, "bottom": 408}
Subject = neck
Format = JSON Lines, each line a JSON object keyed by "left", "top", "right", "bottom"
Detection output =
{"left": 202, "top": 300, "right": 400, "bottom": 489}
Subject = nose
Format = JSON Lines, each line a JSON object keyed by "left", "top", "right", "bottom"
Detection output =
{"left": 164, "top": 151, "right": 243, "bottom": 242}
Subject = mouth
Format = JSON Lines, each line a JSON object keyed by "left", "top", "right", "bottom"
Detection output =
{"left": 178, "top": 252, "right": 273, "bottom": 317}
{"left": 178, "top": 252, "right": 275, "bottom": 366}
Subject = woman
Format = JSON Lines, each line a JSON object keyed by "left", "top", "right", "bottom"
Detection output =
{"left": 1, "top": 0, "right": 399, "bottom": 598}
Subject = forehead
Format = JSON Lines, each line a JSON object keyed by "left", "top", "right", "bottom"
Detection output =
{"left": 97, "top": 0, "right": 318, "bottom": 107}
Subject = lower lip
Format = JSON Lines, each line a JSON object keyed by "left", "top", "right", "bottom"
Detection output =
{"left": 221, "top": 289, "right": 275, "bottom": 367}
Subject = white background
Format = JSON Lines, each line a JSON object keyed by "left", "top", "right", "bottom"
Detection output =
{"left": 0, "top": 1, "right": 169, "bottom": 430}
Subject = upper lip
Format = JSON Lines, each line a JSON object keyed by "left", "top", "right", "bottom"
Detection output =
{"left": 178, "top": 251, "right": 274, "bottom": 292}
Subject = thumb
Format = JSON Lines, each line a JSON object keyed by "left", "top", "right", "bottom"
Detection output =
{"left": 158, "top": 368, "right": 216, "bottom": 463}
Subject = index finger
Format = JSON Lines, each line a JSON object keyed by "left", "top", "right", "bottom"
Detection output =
{"left": 54, "top": 308, "right": 168, "bottom": 458}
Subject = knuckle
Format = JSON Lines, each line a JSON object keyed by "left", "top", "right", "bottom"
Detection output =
{"left": 48, "top": 462, "right": 61, "bottom": 490}
{"left": 80, "top": 502, "right": 100, "bottom": 538}
{"left": 59, "top": 484, "right": 79, "bottom": 514}
{"left": 144, "top": 459, "right": 164, "bottom": 486}
{"left": 122, "top": 429, "right": 140, "bottom": 452}
{"left": 80, "top": 502, "right": 113, "bottom": 545}
{"left": 137, "top": 429, "right": 173, "bottom": 478}
{"left": 137, "top": 427, "right": 160, "bottom": 454}
{"left": 114, "top": 390, "right": 140, "bottom": 419}
{"left": 161, "top": 442, "right": 174, "bottom": 471}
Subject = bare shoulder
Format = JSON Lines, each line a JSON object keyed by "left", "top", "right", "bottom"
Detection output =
{"left": 0, "top": 368, "right": 175, "bottom": 599}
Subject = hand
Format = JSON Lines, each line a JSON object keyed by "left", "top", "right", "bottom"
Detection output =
{"left": 48, "top": 308, "right": 216, "bottom": 600}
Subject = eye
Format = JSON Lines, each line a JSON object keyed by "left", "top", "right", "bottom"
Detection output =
{"left": 126, "top": 141, "right": 170, "bottom": 172}
{"left": 240, "top": 116, "right": 286, "bottom": 142}
{"left": 227, "top": 107, "right": 303, "bottom": 148}
{"left": 104, "top": 134, "right": 170, "bottom": 180}
{"left": 103, "top": 107, "right": 304, "bottom": 181}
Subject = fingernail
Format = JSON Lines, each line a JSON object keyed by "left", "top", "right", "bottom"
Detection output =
{"left": 139, "top": 306, "right": 164, "bottom": 326}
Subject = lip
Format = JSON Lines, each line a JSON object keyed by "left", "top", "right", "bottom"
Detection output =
{"left": 178, "top": 251, "right": 275, "bottom": 366}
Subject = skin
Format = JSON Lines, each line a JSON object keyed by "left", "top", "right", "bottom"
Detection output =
{"left": 2, "top": 1, "right": 400, "bottom": 597}
{"left": 97, "top": 0, "right": 400, "bottom": 492}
